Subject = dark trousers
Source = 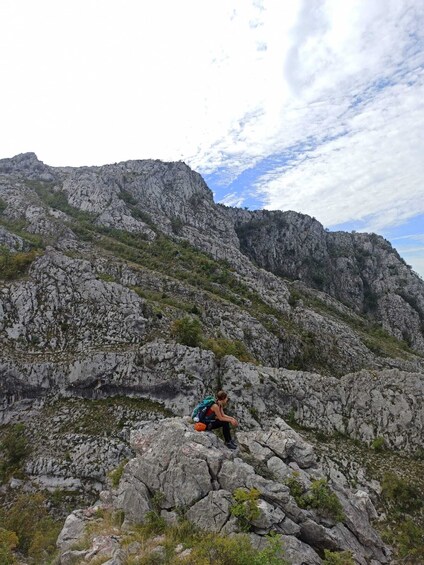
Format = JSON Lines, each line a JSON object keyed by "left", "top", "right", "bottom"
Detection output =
{"left": 207, "top": 420, "right": 232, "bottom": 442}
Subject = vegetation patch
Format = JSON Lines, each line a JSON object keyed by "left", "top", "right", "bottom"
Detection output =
{"left": 46, "top": 396, "right": 173, "bottom": 437}
{"left": 108, "top": 459, "right": 128, "bottom": 488}
{"left": 0, "top": 492, "right": 61, "bottom": 563}
{"left": 381, "top": 472, "right": 422, "bottom": 514}
{"left": 120, "top": 515, "right": 288, "bottom": 565}
{"left": 0, "top": 197, "right": 7, "bottom": 214}
{"left": 171, "top": 316, "right": 203, "bottom": 348}
{"left": 230, "top": 487, "right": 261, "bottom": 532}
{"left": 0, "top": 423, "right": 30, "bottom": 483}
{"left": 0, "top": 245, "right": 41, "bottom": 280}
{"left": 285, "top": 473, "right": 345, "bottom": 522}
{"left": 171, "top": 316, "right": 257, "bottom": 363}
{"left": 203, "top": 337, "right": 256, "bottom": 363}
{"left": 323, "top": 549, "right": 355, "bottom": 564}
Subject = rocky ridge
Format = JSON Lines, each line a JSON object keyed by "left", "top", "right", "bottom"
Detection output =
{"left": 56, "top": 417, "right": 390, "bottom": 565}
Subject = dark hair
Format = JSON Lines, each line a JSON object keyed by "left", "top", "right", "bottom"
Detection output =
{"left": 216, "top": 390, "right": 228, "bottom": 401}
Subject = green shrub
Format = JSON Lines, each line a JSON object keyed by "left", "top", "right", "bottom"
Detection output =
{"left": 285, "top": 472, "right": 305, "bottom": 506}
{"left": 0, "top": 246, "right": 40, "bottom": 280}
{"left": 306, "top": 479, "right": 345, "bottom": 522}
{"left": 171, "top": 317, "right": 203, "bottom": 347}
{"left": 170, "top": 216, "right": 184, "bottom": 234}
{"left": 285, "top": 475, "right": 345, "bottom": 522}
{"left": 230, "top": 488, "right": 261, "bottom": 532}
{"left": 143, "top": 511, "right": 166, "bottom": 536}
{"left": 0, "top": 528, "right": 18, "bottom": 565}
{"left": 381, "top": 472, "right": 422, "bottom": 513}
{"left": 371, "top": 436, "right": 385, "bottom": 452}
{"left": 395, "top": 519, "right": 424, "bottom": 561}
{"left": 183, "top": 532, "right": 288, "bottom": 565}
{"left": 0, "top": 492, "right": 61, "bottom": 558}
{"left": 0, "top": 423, "right": 30, "bottom": 483}
{"left": 323, "top": 549, "right": 355, "bottom": 564}
{"left": 203, "top": 337, "right": 255, "bottom": 363}
{"left": 108, "top": 459, "right": 128, "bottom": 488}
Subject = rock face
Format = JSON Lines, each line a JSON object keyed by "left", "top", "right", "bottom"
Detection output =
{"left": 56, "top": 417, "right": 390, "bottom": 564}
{"left": 230, "top": 208, "right": 424, "bottom": 354}
{"left": 220, "top": 356, "right": 424, "bottom": 451}
{"left": 2, "top": 341, "right": 423, "bottom": 453}
{"left": 0, "top": 249, "right": 150, "bottom": 353}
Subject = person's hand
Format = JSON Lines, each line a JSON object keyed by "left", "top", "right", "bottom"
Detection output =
{"left": 231, "top": 417, "right": 238, "bottom": 427}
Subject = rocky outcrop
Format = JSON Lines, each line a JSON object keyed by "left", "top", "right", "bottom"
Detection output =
{"left": 229, "top": 208, "right": 424, "bottom": 354}
{"left": 2, "top": 342, "right": 423, "bottom": 452}
{"left": 55, "top": 417, "right": 390, "bottom": 564}
{"left": 221, "top": 356, "right": 424, "bottom": 452}
{"left": 0, "top": 226, "right": 25, "bottom": 251}
{"left": 1, "top": 342, "right": 421, "bottom": 503}
{"left": 0, "top": 249, "right": 151, "bottom": 353}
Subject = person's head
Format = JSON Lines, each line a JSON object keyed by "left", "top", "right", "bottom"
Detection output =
{"left": 216, "top": 390, "right": 229, "bottom": 405}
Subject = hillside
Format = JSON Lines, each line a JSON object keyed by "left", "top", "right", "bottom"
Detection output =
{"left": 0, "top": 153, "right": 423, "bottom": 563}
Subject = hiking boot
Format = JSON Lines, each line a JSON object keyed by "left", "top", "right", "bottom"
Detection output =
{"left": 225, "top": 441, "right": 237, "bottom": 450}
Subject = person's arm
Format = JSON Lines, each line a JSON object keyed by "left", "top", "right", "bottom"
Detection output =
{"left": 211, "top": 404, "right": 238, "bottom": 426}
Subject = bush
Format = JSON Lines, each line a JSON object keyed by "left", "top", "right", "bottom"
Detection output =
{"left": 285, "top": 475, "right": 345, "bottom": 522}
{"left": 381, "top": 472, "right": 422, "bottom": 513}
{"left": 371, "top": 436, "right": 385, "bottom": 452}
{"left": 0, "top": 198, "right": 7, "bottom": 214}
{"left": 306, "top": 479, "right": 345, "bottom": 522}
{"left": 0, "top": 528, "right": 18, "bottom": 565}
{"left": 0, "top": 492, "right": 61, "bottom": 558}
{"left": 171, "top": 317, "right": 203, "bottom": 347}
{"left": 395, "top": 519, "right": 424, "bottom": 561}
{"left": 0, "top": 246, "right": 40, "bottom": 280}
{"left": 0, "top": 423, "right": 30, "bottom": 483}
{"left": 230, "top": 488, "right": 261, "bottom": 532}
{"left": 284, "top": 472, "right": 305, "bottom": 506}
{"left": 323, "top": 549, "right": 355, "bottom": 564}
{"left": 203, "top": 337, "right": 255, "bottom": 363}
{"left": 182, "top": 532, "right": 288, "bottom": 565}
{"left": 108, "top": 459, "right": 128, "bottom": 488}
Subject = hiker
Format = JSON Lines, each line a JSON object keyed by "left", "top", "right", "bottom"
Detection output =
{"left": 204, "top": 390, "right": 238, "bottom": 450}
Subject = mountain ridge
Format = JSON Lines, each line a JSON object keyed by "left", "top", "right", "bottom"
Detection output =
{"left": 1, "top": 152, "right": 424, "bottom": 562}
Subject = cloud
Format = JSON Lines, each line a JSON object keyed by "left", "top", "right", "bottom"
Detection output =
{"left": 253, "top": 66, "right": 424, "bottom": 230}
{"left": 218, "top": 192, "right": 245, "bottom": 208}
{"left": 203, "top": 0, "right": 424, "bottom": 235}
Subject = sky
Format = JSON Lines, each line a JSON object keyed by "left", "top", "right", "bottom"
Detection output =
{"left": 0, "top": 0, "right": 423, "bottom": 278}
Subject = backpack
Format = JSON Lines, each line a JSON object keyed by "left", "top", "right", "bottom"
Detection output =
{"left": 191, "top": 395, "right": 215, "bottom": 422}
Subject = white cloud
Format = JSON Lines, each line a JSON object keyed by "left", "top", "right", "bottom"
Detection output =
{"left": 0, "top": 0, "right": 300, "bottom": 167}
{"left": 219, "top": 192, "right": 245, "bottom": 208}
{"left": 253, "top": 68, "right": 424, "bottom": 230}
{"left": 392, "top": 234, "right": 424, "bottom": 243}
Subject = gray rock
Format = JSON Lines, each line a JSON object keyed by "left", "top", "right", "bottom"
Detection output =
{"left": 186, "top": 490, "right": 232, "bottom": 532}
{"left": 56, "top": 510, "right": 87, "bottom": 551}
{"left": 108, "top": 418, "right": 388, "bottom": 562}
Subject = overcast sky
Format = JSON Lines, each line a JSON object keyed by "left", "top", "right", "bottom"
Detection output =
{"left": 1, "top": 0, "right": 423, "bottom": 278}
